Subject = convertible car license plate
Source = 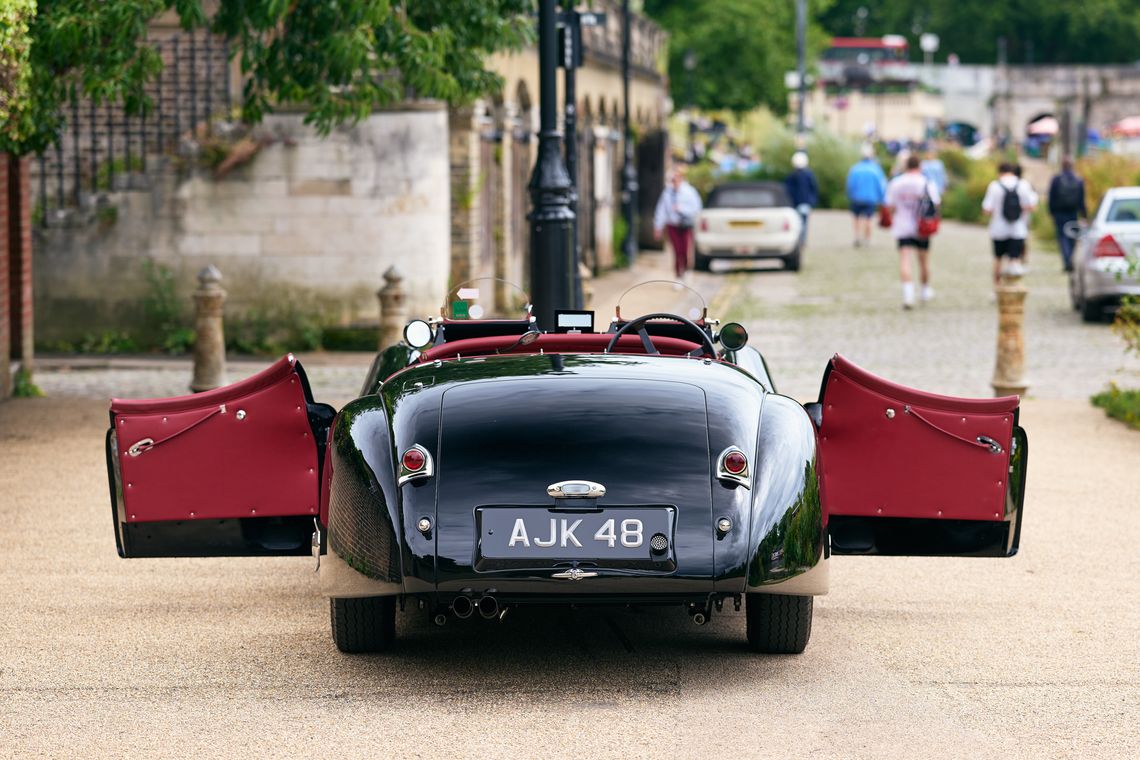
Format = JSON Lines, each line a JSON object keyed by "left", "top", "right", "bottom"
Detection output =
{"left": 729, "top": 220, "right": 762, "bottom": 228}
{"left": 478, "top": 507, "right": 674, "bottom": 560}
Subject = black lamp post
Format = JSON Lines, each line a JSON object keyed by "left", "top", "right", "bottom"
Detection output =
{"left": 620, "top": 0, "right": 639, "bottom": 266}
{"left": 528, "top": 0, "right": 576, "bottom": 330}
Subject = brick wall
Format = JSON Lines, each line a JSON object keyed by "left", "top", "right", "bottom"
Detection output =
{"left": 9, "top": 156, "right": 33, "bottom": 377}
{"left": 1, "top": 154, "right": 9, "bottom": 398}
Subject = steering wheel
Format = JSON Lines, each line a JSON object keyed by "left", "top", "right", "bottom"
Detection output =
{"left": 605, "top": 312, "right": 718, "bottom": 359}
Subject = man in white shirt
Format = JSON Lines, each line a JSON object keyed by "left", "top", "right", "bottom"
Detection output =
{"left": 653, "top": 167, "right": 704, "bottom": 279}
{"left": 981, "top": 162, "right": 1039, "bottom": 288}
{"left": 885, "top": 155, "right": 940, "bottom": 309}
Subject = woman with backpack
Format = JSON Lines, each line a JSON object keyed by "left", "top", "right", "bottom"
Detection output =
{"left": 884, "top": 155, "right": 941, "bottom": 309}
{"left": 982, "top": 162, "right": 1039, "bottom": 289}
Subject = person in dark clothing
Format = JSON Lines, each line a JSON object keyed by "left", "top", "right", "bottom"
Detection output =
{"left": 785, "top": 151, "right": 819, "bottom": 244}
{"left": 1047, "top": 156, "right": 1088, "bottom": 272}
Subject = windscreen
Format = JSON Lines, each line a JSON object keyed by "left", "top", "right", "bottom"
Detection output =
{"left": 443, "top": 278, "right": 531, "bottom": 320}
{"left": 615, "top": 280, "right": 707, "bottom": 323}
{"left": 708, "top": 185, "right": 789, "bottom": 209}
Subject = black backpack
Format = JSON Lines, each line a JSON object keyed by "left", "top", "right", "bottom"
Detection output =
{"left": 1001, "top": 184, "right": 1022, "bottom": 222}
{"left": 1053, "top": 173, "right": 1083, "bottom": 211}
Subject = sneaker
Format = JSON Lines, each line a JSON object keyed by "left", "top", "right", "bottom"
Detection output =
{"left": 854, "top": 239, "right": 862, "bottom": 248}
{"left": 921, "top": 285, "right": 935, "bottom": 302}
{"left": 902, "top": 282, "right": 916, "bottom": 309}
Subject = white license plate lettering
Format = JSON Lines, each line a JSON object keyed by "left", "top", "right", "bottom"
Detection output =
{"left": 594, "top": 518, "right": 616, "bottom": 548}
{"left": 620, "top": 519, "right": 643, "bottom": 547}
{"left": 482, "top": 509, "right": 669, "bottom": 559}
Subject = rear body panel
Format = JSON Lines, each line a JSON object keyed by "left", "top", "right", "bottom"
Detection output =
{"left": 695, "top": 207, "right": 802, "bottom": 257}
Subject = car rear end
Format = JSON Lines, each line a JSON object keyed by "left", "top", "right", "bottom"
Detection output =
{"left": 1078, "top": 190, "right": 1140, "bottom": 314}
{"left": 695, "top": 183, "right": 802, "bottom": 264}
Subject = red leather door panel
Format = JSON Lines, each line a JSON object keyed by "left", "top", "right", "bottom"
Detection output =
{"left": 818, "top": 355, "right": 1019, "bottom": 524}
{"left": 109, "top": 356, "right": 323, "bottom": 554}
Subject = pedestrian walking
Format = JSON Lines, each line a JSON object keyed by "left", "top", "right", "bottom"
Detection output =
{"left": 785, "top": 151, "right": 819, "bottom": 244}
{"left": 981, "top": 162, "right": 1039, "bottom": 288}
{"left": 845, "top": 144, "right": 887, "bottom": 247}
{"left": 884, "top": 155, "right": 941, "bottom": 309}
{"left": 653, "top": 166, "right": 703, "bottom": 280}
{"left": 920, "top": 150, "right": 948, "bottom": 196}
{"left": 1047, "top": 155, "right": 1087, "bottom": 272}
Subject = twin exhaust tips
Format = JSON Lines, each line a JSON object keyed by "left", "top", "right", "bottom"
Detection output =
{"left": 437, "top": 594, "right": 499, "bottom": 624}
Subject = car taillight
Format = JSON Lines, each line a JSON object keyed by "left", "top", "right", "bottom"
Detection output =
{"left": 782, "top": 219, "right": 791, "bottom": 231}
{"left": 1093, "top": 234, "right": 1126, "bottom": 258}
{"left": 699, "top": 218, "right": 708, "bottom": 232}
{"left": 724, "top": 451, "right": 747, "bottom": 475}
{"left": 402, "top": 448, "right": 426, "bottom": 472}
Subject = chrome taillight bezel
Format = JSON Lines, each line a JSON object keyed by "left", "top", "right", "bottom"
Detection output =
{"left": 716, "top": 445, "right": 751, "bottom": 489}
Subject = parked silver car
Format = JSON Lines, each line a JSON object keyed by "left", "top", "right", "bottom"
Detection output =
{"left": 1070, "top": 186, "right": 1140, "bottom": 322}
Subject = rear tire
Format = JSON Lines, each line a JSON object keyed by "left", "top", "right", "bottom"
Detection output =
{"left": 1081, "top": 295, "right": 1103, "bottom": 323}
{"left": 784, "top": 248, "right": 802, "bottom": 272}
{"left": 694, "top": 252, "right": 712, "bottom": 272}
{"left": 331, "top": 596, "right": 396, "bottom": 653}
{"left": 745, "top": 593, "right": 813, "bottom": 654}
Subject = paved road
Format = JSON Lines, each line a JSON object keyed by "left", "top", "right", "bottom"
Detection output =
{"left": 4, "top": 212, "right": 1138, "bottom": 758}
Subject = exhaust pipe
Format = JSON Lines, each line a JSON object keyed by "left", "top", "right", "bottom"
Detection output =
{"left": 433, "top": 612, "right": 448, "bottom": 626}
{"left": 477, "top": 595, "right": 499, "bottom": 619}
{"left": 451, "top": 595, "right": 474, "bottom": 619}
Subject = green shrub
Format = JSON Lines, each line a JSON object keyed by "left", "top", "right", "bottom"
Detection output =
{"left": 1091, "top": 384, "right": 1140, "bottom": 430}
{"left": 225, "top": 286, "right": 334, "bottom": 355}
{"left": 1075, "top": 153, "right": 1140, "bottom": 214}
{"left": 940, "top": 154, "right": 999, "bottom": 224}
{"left": 321, "top": 325, "right": 380, "bottom": 351}
{"left": 937, "top": 148, "right": 973, "bottom": 182}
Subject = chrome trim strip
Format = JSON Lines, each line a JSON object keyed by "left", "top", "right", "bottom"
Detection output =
{"left": 715, "top": 445, "right": 751, "bottom": 489}
{"left": 551, "top": 568, "right": 599, "bottom": 581}
{"left": 397, "top": 443, "right": 434, "bottom": 486}
{"left": 547, "top": 480, "right": 607, "bottom": 499}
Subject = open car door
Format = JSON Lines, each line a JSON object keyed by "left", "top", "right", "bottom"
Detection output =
{"left": 816, "top": 355, "right": 1026, "bottom": 557}
{"left": 106, "top": 355, "right": 335, "bottom": 557}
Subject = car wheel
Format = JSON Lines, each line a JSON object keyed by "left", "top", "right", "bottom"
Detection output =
{"left": 1081, "top": 296, "right": 1104, "bottom": 323}
{"left": 331, "top": 596, "right": 396, "bottom": 653}
{"left": 783, "top": 249, "right": 802, "bottom": 272}
{"left": 694, "top": 252, "right": 712, "bottom": 272}
{"left": 745, "top": 593, "right": 812, "bottom": 654}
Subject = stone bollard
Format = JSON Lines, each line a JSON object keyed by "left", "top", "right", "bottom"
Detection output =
{"left": 377, "top": 266, "right": 407, "bottom": 349}
{"left": 190, "top": 265, "right": 227, "bottom": 393}
{"left": 992, "top": 263, "right": 1029, "bottom": 397}
{"left": 579, "top": 261, "right": 594, "bottom": 308}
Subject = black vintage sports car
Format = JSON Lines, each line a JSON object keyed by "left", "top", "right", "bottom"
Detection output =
{"left": 106, "top": 280, "right": 1026, "bottom": 654}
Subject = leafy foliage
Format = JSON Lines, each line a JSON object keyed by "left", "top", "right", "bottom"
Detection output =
{"left": 643, "top": 0, "right": 832, "bottom": 115}
{"left": 819, "top": 0, "right": 1140, "bottom": 65}
{"left": 1091, "top": 384, "right": 1140, "bottom": 431}
{"left": 2, "top": 0, "right": 535, "bottom": 155}
{"left": 0, "top": 0, "right": 36, "bottom": 147}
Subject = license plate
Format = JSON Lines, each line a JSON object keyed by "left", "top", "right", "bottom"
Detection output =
{"left": 478, "top": 507, "right": 674, "bottom": 560}
{"left": 729, "top": 220, "right": 762, "bottom": 228}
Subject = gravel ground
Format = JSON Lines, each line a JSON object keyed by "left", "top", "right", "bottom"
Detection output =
{"left": 4, "top": 212, "right": 1138, "bottom": 758}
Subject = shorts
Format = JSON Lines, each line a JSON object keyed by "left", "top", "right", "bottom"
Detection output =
{"left": 896, "top": 237, "right": 930, "bottom": 250}
{"left": 850, "top": 202, "right": 877, "bottom": 218}
{"left": 992, "top": 238, "right": 1025, "bottom": 259}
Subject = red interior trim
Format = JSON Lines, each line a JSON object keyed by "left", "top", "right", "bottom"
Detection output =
{"left": 418, "top": 334, "right": 703, "bottom": 362}
{"left": 111, "top": 354, "right": 298, "bottom": 414}
{"left": 829, "top": 354, "right": 1019, "bottom": 414}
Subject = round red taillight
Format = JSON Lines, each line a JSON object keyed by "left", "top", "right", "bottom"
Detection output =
{"left": 724, "top": 451, "right": 747, "bottom": 475}
{"left": 402, "top": 448, "right": 426, "bottom": 472}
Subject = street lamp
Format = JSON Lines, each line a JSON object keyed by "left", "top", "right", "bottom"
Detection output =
{"left": 620, "top": 0, "right": 639, "bottom": 266}
{"left": 684, "top": 48, "right": 697, "bottom": 160}
{"left": 795, "top": 0, "right": 807, "bottom": 133}
{"left": 528, "top": 0, "right": 576, "bottom": 330}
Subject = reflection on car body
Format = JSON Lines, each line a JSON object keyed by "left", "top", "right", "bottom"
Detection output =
{"left": 105, "top": 278, "right": 1027, "bottom": 656}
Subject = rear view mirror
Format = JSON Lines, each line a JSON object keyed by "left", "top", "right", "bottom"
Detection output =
{"left": 403, "top": 320, "right": 435, "bottom": 350}
{"left": 718, "top": 322, "right": 749, "bottom": 351}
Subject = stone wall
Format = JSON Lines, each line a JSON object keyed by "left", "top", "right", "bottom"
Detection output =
{"left": 34, "top": 106, "right": 450, "bottom": 344}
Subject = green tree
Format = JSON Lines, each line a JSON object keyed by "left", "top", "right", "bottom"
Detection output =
{"left": 1, "top": 0, "right": 534, "bottom": 156}
{"left": 819, "top": 0, "right": 1140, "bottom": 65}
{"left": 644, "top": 0, "right": 831, "bottom": 115}
{"left": 0, "top": 0, "right": 36, "bottom": 147}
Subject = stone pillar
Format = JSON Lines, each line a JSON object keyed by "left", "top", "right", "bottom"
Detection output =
{"left": 992, "top": 264, "right": 1029, "bottom": 397}
{"left": 190, "top": 265, "right": 227, "bottom": 393}
{"left": 377, "top": 266, "right": 407, "bottom": 349}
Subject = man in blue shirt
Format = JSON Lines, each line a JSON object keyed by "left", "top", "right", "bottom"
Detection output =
{"left": 920, "top": 151, "right": 948, "bottom": 196}
{"left": 845, "top": 145, "right": 887, "bottom": 247}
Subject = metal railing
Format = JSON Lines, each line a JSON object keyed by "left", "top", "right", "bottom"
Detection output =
{"left": 34, "top": 29, "right": 232, "bottom": 226}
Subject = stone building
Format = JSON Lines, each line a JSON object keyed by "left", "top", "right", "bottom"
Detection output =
{"left": 23, "top": 4, "right": 668, "bottom": 351}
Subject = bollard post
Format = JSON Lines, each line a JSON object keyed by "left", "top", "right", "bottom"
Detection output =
{"left": 190, "top": 265, "right": 227, "bottom": 393}
{"left": 992, "top": 263, "right": 1029, "bottom": 397}
{"left": 579, "top": 261, "right": 594, "bottom": 308}
{"left": 377, "top": 266, "right": 407, "bottom": 349}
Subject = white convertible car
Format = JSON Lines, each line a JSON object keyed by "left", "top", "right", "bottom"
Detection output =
{"left": 695, "top": 181, "right": 804, "bottom": 272}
